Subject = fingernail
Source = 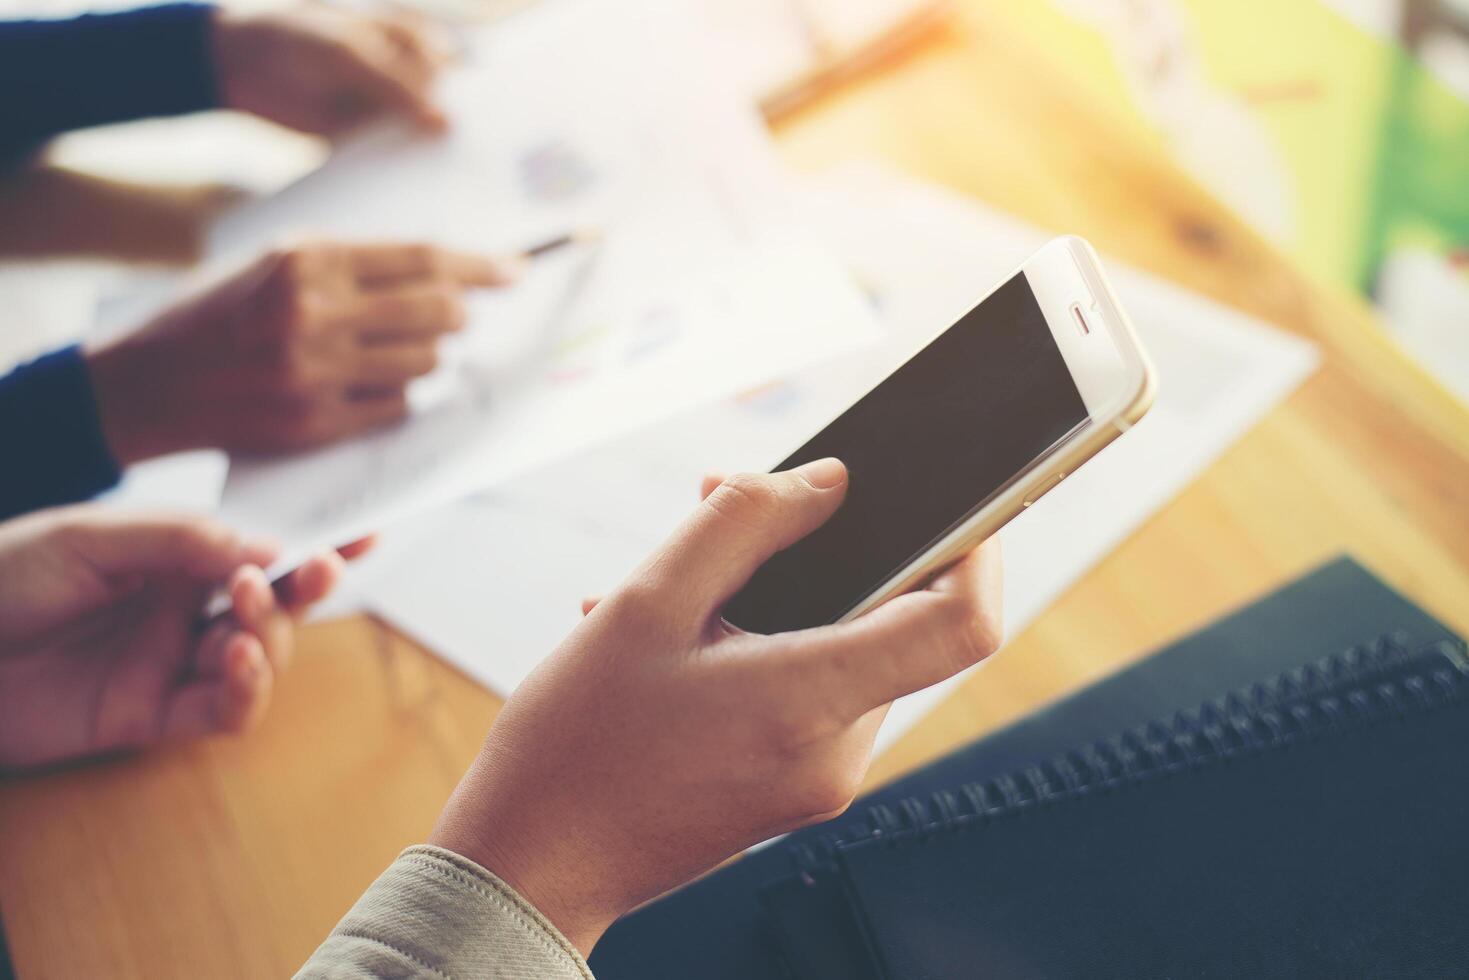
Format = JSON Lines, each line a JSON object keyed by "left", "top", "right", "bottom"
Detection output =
{"left": 796, "top": 457, "right": 846, "bottom": 489}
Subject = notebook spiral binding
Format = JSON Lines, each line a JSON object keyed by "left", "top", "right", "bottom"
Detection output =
{"left": 790, "top": 633, "right": 1466, "bottom": 876}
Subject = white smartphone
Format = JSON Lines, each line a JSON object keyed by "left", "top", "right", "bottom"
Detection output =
{"left": 722, "top": 236, "right": 1157, "bottom": 635}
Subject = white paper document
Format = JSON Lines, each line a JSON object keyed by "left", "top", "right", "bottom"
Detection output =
{"left": 207, "top": 0, "right": 878, "bottom": 565}
{"left": 362, "top": 166, "right": 1319, "bottom": 753}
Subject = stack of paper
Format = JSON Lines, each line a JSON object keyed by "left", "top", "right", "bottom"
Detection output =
{"left": 202, "top": 0, "right": 880, "bottom": 568}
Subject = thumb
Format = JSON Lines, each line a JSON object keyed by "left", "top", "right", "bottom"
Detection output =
{"left": 650, "top": 458, "right": 848, "bottom": 617}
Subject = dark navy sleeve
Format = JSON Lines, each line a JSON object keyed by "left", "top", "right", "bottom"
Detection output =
{"left": 0, "top": 4, "right": 218, "bottom": 155}
{"left": 0, "top": 345, "right": 121, "bottom": 519}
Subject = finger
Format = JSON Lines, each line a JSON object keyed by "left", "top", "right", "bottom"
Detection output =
{"left": 651, "top": 458, "right": 848, "bottom": 615}
{"left": 223, "top": 634, "right": 274, "bottom": 732}
{"left": 64, "top": 512, "right": 278, "bottom": 583}
{"left": 350, "top": 343, "right": 441, "bottom": 385}
{"left": 381, "top": 27, "right": 436, "bottom": 85}
{"left": 699, "top": 473, "right": 726, "bottom": 501}
{"left": 337, "top": 536, "right": 378, "bottom": 561}
{"left": 339, "top": 388, "right": 411, "bottom": 435}
{"left": 271, "top": 551, "right": 346, "bottom": 613}
{"left": 193, "top": 617, "right": 240, "bottom": 679}
{"left": 161, "top": 633, "right": 273, "bottom": 739}
{"left": 345, "top": 34, "right": 446, "bottom": 130}
{"left": 381, "top": 14, "right": 453, "bottom": 74}
{"left": 348, "top": 244, "right": 522, "bottom": 288}
{"left": 772, "top": 541, "right": 1004, "bottom": 719}
{"left": 929, "top": 533, "right": 1003, "bottom": 605}
{"left": 380, "top": 9, "right": 453, "bottom": 70}
{"left": 581, "top": 595, "right": 602, "bottom": 616}
{"left": 230, "top": 565, "right": 296, "bottom": 672}
{"left": 336, "top": 285, "right": 467, "bottom": 344}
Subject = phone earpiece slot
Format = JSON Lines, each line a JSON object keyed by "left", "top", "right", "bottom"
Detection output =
{"left": 1070, "top": 303, "right": 1091, "bottom": 335}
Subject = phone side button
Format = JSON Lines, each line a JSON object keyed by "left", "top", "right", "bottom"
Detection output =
{"left": 1022, "top": 472, "right": 1066, "bottom": 508}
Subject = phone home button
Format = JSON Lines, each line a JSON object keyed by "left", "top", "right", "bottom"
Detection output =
{"left": 1022, "top": 472, "right": 1066, "bottom": 508}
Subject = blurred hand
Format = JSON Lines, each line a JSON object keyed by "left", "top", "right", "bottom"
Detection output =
{"left": 0, "top": 506, "right": 370, "bottom": 771}
{"left": 86, "top": 242, "right": 518, "bottom": 463}
{"left": 212, "top": 4, "right": 451, "bottom": 136}
{"left": 430, "top": 459, "right": 1003, "bottom": 953}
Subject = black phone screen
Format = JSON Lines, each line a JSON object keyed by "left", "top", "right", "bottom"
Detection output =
{"left": 722, "top": 273, "right": 1089, "bottom": 634}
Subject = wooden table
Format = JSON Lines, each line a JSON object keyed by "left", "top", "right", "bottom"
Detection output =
{"left": 3, "top": 4, "right": 1468, "bottom": 977}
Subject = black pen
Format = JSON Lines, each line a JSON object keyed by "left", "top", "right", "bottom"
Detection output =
{"left": 521, "top": 227, "right": 601, "bottom": 259}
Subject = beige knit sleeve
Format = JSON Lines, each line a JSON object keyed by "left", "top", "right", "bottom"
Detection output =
{"left": 296, "top": 844, "right": 594, "bottom": 980}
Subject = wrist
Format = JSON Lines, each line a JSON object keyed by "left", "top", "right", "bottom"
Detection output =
{"left": 430, "top": 797, "right": 618, "bottom": 956}
{"left": 207, "top": 7, "right": 251, "bottom": 112}
{"left": 83, "top": 339, "right": 188, "bottom": 466}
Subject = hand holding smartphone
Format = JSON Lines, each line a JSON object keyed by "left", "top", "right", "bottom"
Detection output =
{"left": 723, "top": 237, "right": 1156, "bottom": 634}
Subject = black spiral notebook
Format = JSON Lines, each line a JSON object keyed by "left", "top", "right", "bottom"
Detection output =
{"left": 589, "top": 558, "right": 1468, "bottom": 979}
{"left": 763, "top": 637, "right": 1469, "bottom": 979}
